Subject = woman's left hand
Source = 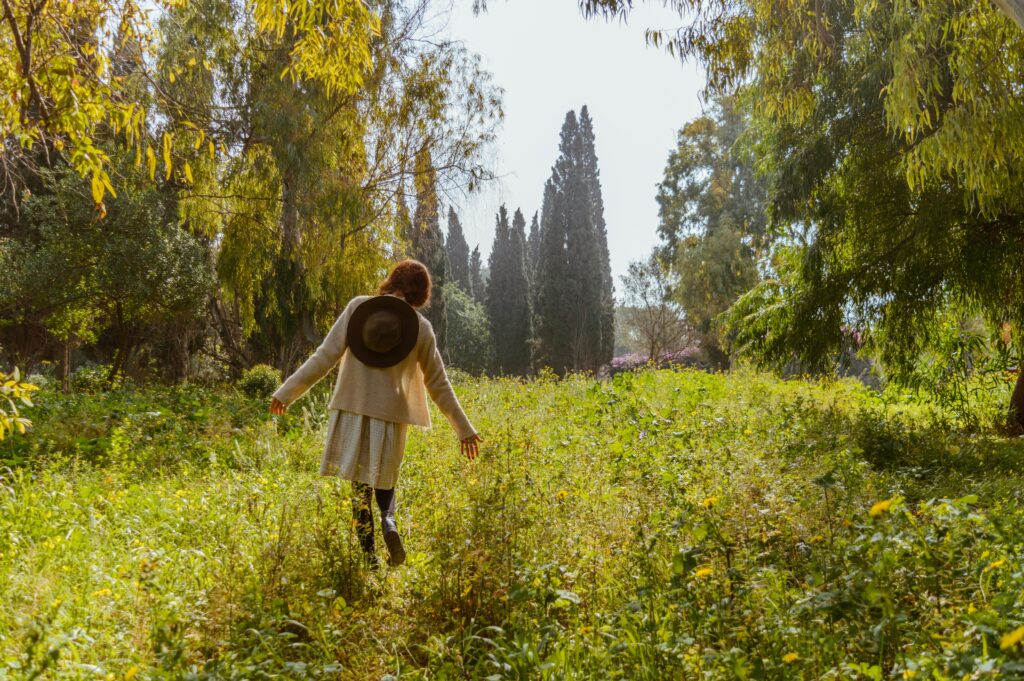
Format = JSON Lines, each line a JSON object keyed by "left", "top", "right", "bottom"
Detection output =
{"left": 270, "top": 397, "right": 286, "bottom": 416}
{"left": 461, "top": 434, "right": 482, "bottom": 461}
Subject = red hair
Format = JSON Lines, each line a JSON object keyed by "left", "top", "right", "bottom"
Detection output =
{"left": 379, "top": 259, "right": 432, "bottom": 308}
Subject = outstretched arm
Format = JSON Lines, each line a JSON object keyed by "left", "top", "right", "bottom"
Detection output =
{"left": 418, "top": 327, "right": 478, "bottom": 445}
{"left": 271, "top": 302, "right": 355, "bottom": 409}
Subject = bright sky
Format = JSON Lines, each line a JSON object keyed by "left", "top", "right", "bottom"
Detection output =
{"left": 442, "top": 0, "right": 706, "bottom": 288}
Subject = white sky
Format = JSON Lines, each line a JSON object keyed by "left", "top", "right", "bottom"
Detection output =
{"left": 441, "top": 0, "right": 706, "bottom": 288}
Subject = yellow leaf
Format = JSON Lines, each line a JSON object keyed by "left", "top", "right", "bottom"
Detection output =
{"left": 208, "top": 140, "right": 215, "bottom": 160}
{"left": 168, "top": 71, "right": 175, "bottom": 84}
{"left": 90, "top": 173, "right": 104, "bottom": 204}
{"left": 124, "top": 665, "right": 139, "bottom": 680}
{"left": 146, "top": 146, "right": 156, "bottom": 181}
{"left": 184, "top": 162, "right": 193, "bottom": 184}
{"left": 163, "top": 132, "right": 173, "bottom": 180}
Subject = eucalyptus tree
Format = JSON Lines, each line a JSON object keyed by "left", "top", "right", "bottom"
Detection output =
{"left": 158, "top": 0, "right": 501, "bottom": 370}
{"left": 514, "top": 0, "right": 1024, "bottom": 427}
{"left": 657, "top": 97, "right": 766, "bottom": 367}
{"left": 0, "top": 0, "right": 379, "bottom": 210}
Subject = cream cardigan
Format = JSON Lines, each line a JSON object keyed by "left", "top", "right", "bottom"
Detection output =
{"left": 272, "top": 295, "right": 476, "bottom": 440}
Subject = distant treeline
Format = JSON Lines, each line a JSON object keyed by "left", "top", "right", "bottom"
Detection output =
{"left": 411, "top": 106, "right": 615, "bottom": 378}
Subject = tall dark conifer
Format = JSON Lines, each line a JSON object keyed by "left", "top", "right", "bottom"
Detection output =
{"left": 534, "top": 108, "right": 613, "bottom": 373}
{"left": 486, "top": 207, "right": 510, "bottom": 371}
{"left": 445, "top": 207, "right": 471, "bottom": 291}
{"left": 411, "top": 147, "right": 448, "bottom": 352}
{"left": 578, "top": 106, "right": 615, "bottom": 367}
{"left": 506, "top": 209, "right": 533, "bottom": 374}
{"left": 527, "top": 211, "right": 541, "bottom": 282}
{"left": 485, "top": 206, "right": 532, "bottom": 375}
{"left": 535, "top": 178, "right": 572, "bottom": 373}
{"left": 469, "top": 246, "right": 485, "bottom": 303}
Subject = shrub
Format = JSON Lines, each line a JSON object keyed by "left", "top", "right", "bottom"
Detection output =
{"left": 70, "top": 363, "right": 120, "bottom": 393}
{"left": 237, "top": 363, "right": 281, "bottom": 399}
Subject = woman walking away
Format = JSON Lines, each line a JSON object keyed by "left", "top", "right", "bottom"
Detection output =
{"left": 270, "top": 260, "right": 482, "bottom": 568}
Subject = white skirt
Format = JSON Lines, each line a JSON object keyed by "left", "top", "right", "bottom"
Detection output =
{"left": 320, "top": 410, "right": 409, "bottom": 489}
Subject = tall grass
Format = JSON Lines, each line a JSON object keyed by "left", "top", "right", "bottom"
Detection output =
{"left": 1, "top": 369, "right": 1022, "bottom": 679}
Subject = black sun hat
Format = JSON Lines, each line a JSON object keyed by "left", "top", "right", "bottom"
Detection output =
{"left": 346, "top": 296, "right": 420, "bottom": 368}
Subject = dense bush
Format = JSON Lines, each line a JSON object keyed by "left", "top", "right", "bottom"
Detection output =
{"left": 237, "top": 363, "right": 282, "bottom": 399}
{"left": 70, "top": 363, "right": 121, "bottom": 393}
{"left": 2, "top": 370, "right": 1023, "bottom": 679}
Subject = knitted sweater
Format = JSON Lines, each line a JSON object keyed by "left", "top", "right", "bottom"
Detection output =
{"left": 272, "top": 295, "right": 477, "bottom": 440}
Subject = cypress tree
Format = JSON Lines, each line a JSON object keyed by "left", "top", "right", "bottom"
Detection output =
{"left": 527, "top": 211, "right": 541, "bottom": 282}
{"left": 506, "top": 208, "right": 533, "bottom": 374}
{"left": 486, "top": 206, "right": 532, "bottom": 375}
{"left": 469, "top": 246, "right": 485, "bottom": 304}
{"left": 534, "top": 178, "right": 572, "bottom": 373}
{"left": 411, "top": 147, "right": 448, "bottom": 353}
{"left": 534, "top": 108, "right": 613, "bottom": 373}
{"left": 578, "top": 106, "right": 615, "bottom": 367}
{"left": 445, "top": 207, "right": 471, "bottom": 291}
{"left": 485, "top": 206, "right": 510, "bottom": 372}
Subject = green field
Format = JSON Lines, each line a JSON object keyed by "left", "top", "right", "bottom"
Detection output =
{"left": 2, "top": 369, "right": 1024, "bottom": 679}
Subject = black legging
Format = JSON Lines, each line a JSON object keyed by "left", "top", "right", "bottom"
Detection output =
{"left": 351, "top": 482, "right": 395, "bottom": 554}
{"left": 352, "top": 482, "right": 395, "bottom": 518}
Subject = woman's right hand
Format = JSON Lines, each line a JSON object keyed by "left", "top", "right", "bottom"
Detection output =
{"left": 461, "top": 434, "right": 482, "bottom": 461}
{"left": 270, "top": 397, "right": 286, "bottom": 416}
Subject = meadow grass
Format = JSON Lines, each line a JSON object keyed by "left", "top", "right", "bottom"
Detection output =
{"left": 1, "top": 369, "right": 1023, "bottom": 679}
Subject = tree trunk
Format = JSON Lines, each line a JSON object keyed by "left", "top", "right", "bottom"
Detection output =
{"left": 61, "top": 336, "right": 72, "bottom": 393}
{"left": 1008, "top": 369, "right": 1024, "bottom": 435}
{"left": 106, "top": 303, "right": 127, "bottom": 387}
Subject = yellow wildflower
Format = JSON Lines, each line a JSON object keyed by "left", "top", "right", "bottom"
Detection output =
{"left": 869, "top": 499, "right": 893, "bottom": 517}
{"left": 782, "top": 652, "right": 798, "bottom": 663}
{"left": 902, "top": 670, "right": 917, "bottom": 679}
{"left": 700, "top": 496, "right": 719, "bottom": 508}
{"left": 556, "top": 489, "right": 569, "bottom": 500}
{"left": 694, "top": 567, "right": 713, "bottom": 579}
{"left": 1001, "top": 626, "right": 1024, "bottom": 650}
{"left": 983, "top": 559, "right": 1006, "bottom": 573}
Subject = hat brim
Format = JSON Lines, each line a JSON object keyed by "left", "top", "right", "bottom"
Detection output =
{"left": 347, "top": 296, "right": 420, "bottom": 368}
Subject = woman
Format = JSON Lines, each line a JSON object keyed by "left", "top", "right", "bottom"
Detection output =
{"left": 269, "top": 259, "right": 482, "bottom": 567}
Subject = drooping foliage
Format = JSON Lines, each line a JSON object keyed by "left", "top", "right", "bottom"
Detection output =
{"left": 0, "top": 0, "right": 502, "bottom": 381}
{"left": 0, "top": 0, "right": 379, "bottom": 210}
{"left": 561, "top": 0, "right": 1024, "bottom": 426}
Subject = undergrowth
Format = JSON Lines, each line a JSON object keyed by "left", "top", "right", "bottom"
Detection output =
{"left": 1, "top": 369, "right": 1023, "bottom": 679}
